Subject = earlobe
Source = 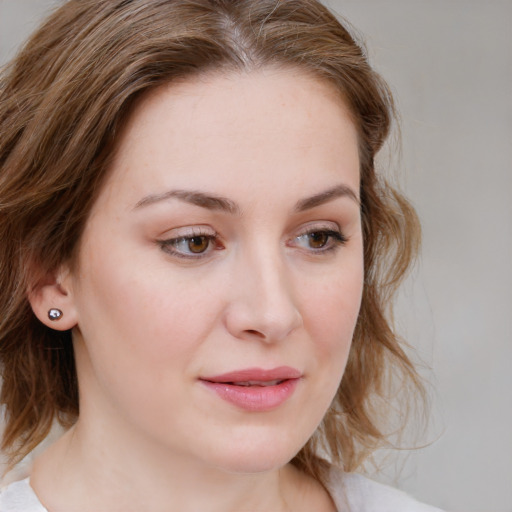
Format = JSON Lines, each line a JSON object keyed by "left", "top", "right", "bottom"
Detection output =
{"left": 27, "top": 266, "right": 78, "bottom": 331}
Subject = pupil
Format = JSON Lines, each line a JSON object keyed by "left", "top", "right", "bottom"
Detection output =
{"left": 309, "top": 232, "right": 328, "bottom": 248}
{"left": 188, "top": 236, "right": 208, "bottom": 253}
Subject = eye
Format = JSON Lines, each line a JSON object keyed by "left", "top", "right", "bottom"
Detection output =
{"left": 183, "top": 236, "right": 210, "bottom": 254}
{"left": 158, "top": 228, "right": 221, "bottom": 259}
{"left": 305, "top": 231, "right": 330, "bottom": 249}
{"left": 292, "top": 227, "right": 347, "bottom": 253}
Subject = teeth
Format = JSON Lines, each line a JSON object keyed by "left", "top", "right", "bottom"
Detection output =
{"left": 232, "top": 380, "right": 282, "bottom": 387}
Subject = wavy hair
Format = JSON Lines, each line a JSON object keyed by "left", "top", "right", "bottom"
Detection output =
{"left": 0, "top": 0, "right": 423, "bottom": 481}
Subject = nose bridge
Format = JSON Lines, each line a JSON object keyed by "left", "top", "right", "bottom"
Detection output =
{"left": 226, "top": 238, "right": 302, "bottom": 342}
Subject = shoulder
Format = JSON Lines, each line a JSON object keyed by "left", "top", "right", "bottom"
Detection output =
{"left": 0, "top": 478, "right": 47, "bottom": 512}
{"left": 326, "top": 466, "right": 445, "bottom": 512}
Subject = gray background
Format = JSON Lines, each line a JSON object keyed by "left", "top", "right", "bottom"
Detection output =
{"left": 1, "top": 1, "right": 511, "bottom": 511}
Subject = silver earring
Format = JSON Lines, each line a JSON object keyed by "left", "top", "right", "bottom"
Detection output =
{"left": 48, "top": 308, "right": 63, "bottom": 321}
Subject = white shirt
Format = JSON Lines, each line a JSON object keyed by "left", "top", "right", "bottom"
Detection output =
{"left": 0, "top": 467, "right": 445, "bottom": 511}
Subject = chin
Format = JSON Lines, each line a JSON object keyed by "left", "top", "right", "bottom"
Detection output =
{"left": 201, "top": 429, "right": 306, "bottom": 475}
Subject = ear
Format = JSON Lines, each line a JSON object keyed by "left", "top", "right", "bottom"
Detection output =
{"left": 27, "top": 265, "right": 78, "bottom": 331}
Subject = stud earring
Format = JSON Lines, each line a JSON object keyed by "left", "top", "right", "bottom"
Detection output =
{"left": 48, "top": 308, "right": 63, "bottom": 321}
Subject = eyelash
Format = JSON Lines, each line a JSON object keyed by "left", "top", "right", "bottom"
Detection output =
{"left": 158, "top": 228, "right": 221, "bottom": 260}
{"left": 158, "top": 226, "right": 347, "bottom": 260}
{"left": 292, "top": 228, "right": 347, "bottom": 254}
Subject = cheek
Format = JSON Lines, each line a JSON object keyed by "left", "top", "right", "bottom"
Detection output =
{"left": 305, "top": 263, "right": 363, "bottom": 340}
{"left": 300, "top": 257, "right": 364, "bottom": 382}
{"left": 71, "top": 253, "right": 224, "bottom": 429}
{"left": 73, "top": 242, "right": 226, "bottom": 373}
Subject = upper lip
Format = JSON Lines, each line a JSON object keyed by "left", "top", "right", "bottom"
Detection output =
{"left": 201, "top": 366, "right": 302, "bottom": 383}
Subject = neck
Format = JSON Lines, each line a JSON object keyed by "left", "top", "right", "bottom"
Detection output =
{"left": 30, "top": 421, "right": 329, "bottom": 512}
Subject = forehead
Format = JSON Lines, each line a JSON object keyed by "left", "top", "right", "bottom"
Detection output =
{"left": 124, "top": 68, "right": 352, "bottom": 138}
{"left": 98, "top": 67, "right": 360, "bottom": 210}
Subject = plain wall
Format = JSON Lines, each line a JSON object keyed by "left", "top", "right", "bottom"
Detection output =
{"left": 1, "top": 1, "right": 511, "bottom": 511}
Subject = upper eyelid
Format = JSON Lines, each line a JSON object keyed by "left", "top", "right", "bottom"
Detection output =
{"left": 293, "top": 221, "right": 342, "bottom": 235}
{"left": 158, "top": 222, "right": 344, "bottom": 240}
{"left": 159, "top": 225, "right": 217, "bottom": 238}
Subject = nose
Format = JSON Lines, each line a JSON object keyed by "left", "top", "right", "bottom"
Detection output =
{"left": 223, "top": 248, "right": 303, "bottom": 343}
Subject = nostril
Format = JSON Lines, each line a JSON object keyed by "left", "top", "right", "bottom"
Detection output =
{"left": 244, "top": 329, "right": 265, "bottom": 338}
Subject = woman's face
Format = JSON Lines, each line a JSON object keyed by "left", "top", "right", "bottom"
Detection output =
{"left": 66, "top": 68, "right": 363, "bottom": 472}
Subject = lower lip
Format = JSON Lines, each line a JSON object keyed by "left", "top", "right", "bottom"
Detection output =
{"left": 201, "top": 378, "right": 300, "bottom": 412}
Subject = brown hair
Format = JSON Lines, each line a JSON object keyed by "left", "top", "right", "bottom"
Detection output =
{"left": 0, "top": 0, "right": 423, "bottom": 481}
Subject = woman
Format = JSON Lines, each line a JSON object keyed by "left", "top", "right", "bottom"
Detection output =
{"left": 0, "top": 1, "right": 442, "bottom": 510}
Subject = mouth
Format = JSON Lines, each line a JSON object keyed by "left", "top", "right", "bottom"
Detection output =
{"left": 224, "top": 379, "right": 284, "bottom": 387}
{"left": 200, "top": 367, "right": 302, "bottom": 411}
{"left": 202, "top": 366, "right": 302, "bottom": 384}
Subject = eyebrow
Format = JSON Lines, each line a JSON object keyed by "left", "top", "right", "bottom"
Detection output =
{"left": 133, "top": 189, "right": 241, "bottom": 215}
{"left": 133, "top": 183, "right": 359, "bottom": 214}
{"left": 294, "top": 184, "right": 360, "bottom": 211}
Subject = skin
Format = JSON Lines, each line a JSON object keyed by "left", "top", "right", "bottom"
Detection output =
{"left": 30, "top": 67, "right": 363, "bottom": 512}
